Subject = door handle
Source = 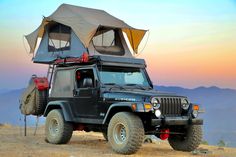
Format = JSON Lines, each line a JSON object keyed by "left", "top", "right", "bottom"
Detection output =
{"left": 73, "top": 89, "right": 78, "bottom": 96}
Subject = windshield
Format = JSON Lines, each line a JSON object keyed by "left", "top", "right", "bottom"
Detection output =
{"left": 98, "top": 66, "right": 151, "bottom": 87}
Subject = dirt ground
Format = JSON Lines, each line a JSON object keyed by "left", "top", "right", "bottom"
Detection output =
{"left": 0, "top": 125, "right": 235, "bottom": 157}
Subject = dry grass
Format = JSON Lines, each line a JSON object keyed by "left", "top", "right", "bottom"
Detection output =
{"left": 0, "top": 126, "right": 235, "bottom": 157}
{"left": 0, "top": 123, "right": 12, "bottom": 128}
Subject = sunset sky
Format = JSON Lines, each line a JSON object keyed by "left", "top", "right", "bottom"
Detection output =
{"left": 0, "top": 0, "right": 236, "bottom": 89}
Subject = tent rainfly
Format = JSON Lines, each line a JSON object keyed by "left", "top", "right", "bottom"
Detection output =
{"left": 25, "top": 4, "right": 147, "bottom": 64}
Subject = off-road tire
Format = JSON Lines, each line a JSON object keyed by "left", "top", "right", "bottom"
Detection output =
{"left": 168, "top": 125, "right": 202, "bottom": 152}
{"left": 45, "top": 109, "right": 73, "bottom": 144}
{"left": 108, "top": 112, "right": 144, "bottom": 154}
{"left": 34, "top": 89, "right": 48, "bottom": 115}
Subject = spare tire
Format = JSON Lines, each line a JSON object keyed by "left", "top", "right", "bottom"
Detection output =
{"left": 20, "top": 85, "right": 48, "bottom": 116}
{"left": 34, "top": 89, "right": 48, "bottom": 115}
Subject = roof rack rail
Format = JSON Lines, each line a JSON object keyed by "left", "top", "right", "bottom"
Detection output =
{"left": 51, "top": 53, "right": 146, "bottom": 68}
{"left": 53, "top": 53, "right": 89, "bottom": 65}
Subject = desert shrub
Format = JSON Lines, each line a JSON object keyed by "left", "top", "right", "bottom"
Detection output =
{"left": 201, "top": 140, "right": 209, "bottom": 145}
{"left": 217, "top": 139, "right": 226, "bottom": 147}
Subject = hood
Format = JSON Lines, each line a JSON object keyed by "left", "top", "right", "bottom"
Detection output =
{"left": 102, "top": 89, "right": 186, "bottom": 102}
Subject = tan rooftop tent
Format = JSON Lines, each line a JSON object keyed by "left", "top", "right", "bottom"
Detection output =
{"left": 26, "top": 4, "right": 147, "bottom": 63}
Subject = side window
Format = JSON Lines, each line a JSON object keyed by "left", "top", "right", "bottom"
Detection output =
{"left": 75, "top": 69, "right": 95, "bottom": 88}
{"left": 48, "top": 24, "right": 71, "bottom": 52}
{"left": 51, "top": 70, "right": 73, "bottom": 97}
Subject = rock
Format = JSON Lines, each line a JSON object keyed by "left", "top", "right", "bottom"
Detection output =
{"left": 191, "top": 148, "right": 212, "bottom": 155}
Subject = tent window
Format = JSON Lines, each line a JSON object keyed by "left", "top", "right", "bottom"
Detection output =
{"left": 48, "top": 24, "right": 71, "bottom": 52}
{"left": 92, "top": 28, "right": 124, "bottom": 56}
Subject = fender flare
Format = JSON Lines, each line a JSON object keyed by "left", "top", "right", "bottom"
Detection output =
{"left": 43, "top": 101, "right": 73, "bottom": 122}
{"left": 102, "top": 102, "right": 144, "bottom": 124}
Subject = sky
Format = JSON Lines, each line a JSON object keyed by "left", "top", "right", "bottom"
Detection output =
{"left": 0, "top": 0, "right": 236, "bottom": 89}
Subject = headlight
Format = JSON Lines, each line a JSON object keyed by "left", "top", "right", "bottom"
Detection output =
{"left": 181, "top": 98, "right": 190, "bottom": 110}
{"left": 192, "top": 104, "right": 199, "bottom": 118}
{"left": 151, "top": 97, "right": 160, "bottom": 109}
{"left": 155, "top": 109, "right": 161, "bottom": 118}
{"left": 192, "top": 110, "right": 198, "bottom": 118}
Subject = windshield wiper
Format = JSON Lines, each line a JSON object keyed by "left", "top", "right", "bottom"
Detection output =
{"left": 103, "top": 83, "right": 125, "bottom": 91}
{"left": 125, "top": 83, "right": 147, "bottom": 90}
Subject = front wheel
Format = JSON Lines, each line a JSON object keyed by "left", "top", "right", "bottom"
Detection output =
{"left": 108, "top": 112, "right": 144, "bottom": 154}
{"left": 168, "top": 125, "right": 202, "bottom": 151}
{"left": 45, "top": 109, "right": 73, "bottom": 144}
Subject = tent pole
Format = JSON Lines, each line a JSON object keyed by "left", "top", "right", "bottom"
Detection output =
{"left": 34, "top": 116, "right": 39, "bottom": 136}
{"left": 24, "top": 115, "right": 27, "bottom": 136}
{"left": 129, "top": 29, "right": 135, "bottom": 53}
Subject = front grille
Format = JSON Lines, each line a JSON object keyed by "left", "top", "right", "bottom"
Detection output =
{"left": 159, "top": 97, "right": 182, "bottom": 116}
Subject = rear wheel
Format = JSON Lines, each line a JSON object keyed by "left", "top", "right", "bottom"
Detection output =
{"left": 168, "top": 125, "right": 202, "bottom": 151}
{"left": 108, "top": 112, "right": 144, "bottom": 154}
{"left": 45, "top": 109, "right": 73, "bottom": 144}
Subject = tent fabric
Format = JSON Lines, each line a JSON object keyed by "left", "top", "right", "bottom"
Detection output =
{"left": 88, "top": 29, "right": 133, "bottom": 58}
{"left": 26, "top": 4, "right": 147, "bottom": 54}
{"left": 34, "top": 30, "right": 87, "bottom": 63}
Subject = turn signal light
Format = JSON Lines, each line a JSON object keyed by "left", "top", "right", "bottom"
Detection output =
{"left": 131, "top": 103, "right": 137, "bottom": 111}
{"left": 144, "top": 103, "right": 152, "bottom": 111}
{"left": 193, "top": 105, "right": 199, "bottom": 111}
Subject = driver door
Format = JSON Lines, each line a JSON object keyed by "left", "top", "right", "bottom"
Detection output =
{"left": 72, "top": 68, "right": 99, "bottom": 118}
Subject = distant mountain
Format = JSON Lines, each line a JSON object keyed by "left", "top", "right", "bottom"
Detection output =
{"left": 0, "top": 88, "right": 44, "bottom": 126}
{"left": 155, "top": 86, "right": 236, "bottom": 147}
{"left": 0, "top": 88, "right": 10, "bottom": 95}
{"left": 0, "top": 86, "right": 236, "bottom": 147}
{"left": 155, "top": 86, "right": 236, "bottom": 109}
{"left": 0, "top": 88, "right": 24, "bottom": 124}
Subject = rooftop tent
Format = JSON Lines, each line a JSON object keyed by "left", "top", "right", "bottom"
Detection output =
{"left": 32, "top": 22, "right": 87, "bottom": 63}
{"left": 25, "top": 4, "right": 147, "bottom": 63}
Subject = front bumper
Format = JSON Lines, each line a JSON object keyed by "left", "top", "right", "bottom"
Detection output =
{"left": 151, "top": 116, "right": 203, "bottom": 126}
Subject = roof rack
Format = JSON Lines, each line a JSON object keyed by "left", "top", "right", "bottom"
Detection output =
{"left": 53, "top": 53, "right": 89, "bottom": 65}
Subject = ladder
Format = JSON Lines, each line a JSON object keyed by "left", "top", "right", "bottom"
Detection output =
{"left": 47, "top": 64, "right": 55, "bottom": 88}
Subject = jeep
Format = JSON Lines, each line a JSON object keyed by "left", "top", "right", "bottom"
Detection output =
{"left": 43, "top": 55, "right": 203, "bottom": 154}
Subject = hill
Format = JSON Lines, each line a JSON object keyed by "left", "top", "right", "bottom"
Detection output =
{"left": 0, "top": 86, "right": 236, "bottom": 147}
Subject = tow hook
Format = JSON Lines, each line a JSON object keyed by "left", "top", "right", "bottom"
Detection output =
{"left": 160, "top": 129, "right": 170, "bottom": 140}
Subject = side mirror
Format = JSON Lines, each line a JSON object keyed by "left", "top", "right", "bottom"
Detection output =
{"left": 82, "top": 78, "right": 93, "bottom": 88}
{"left": 95, "top": 79, "right": 100, "bottom": 87}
